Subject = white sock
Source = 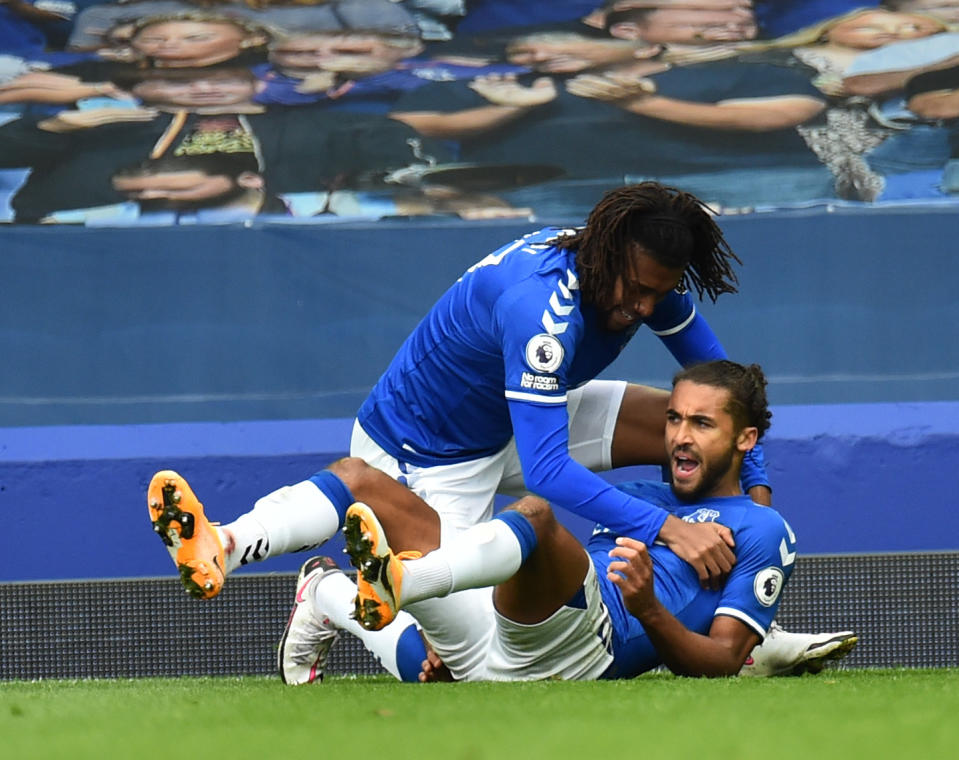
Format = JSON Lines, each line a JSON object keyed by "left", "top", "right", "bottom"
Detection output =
{"left": 220, "top": 480, "right": 341, "bottom": 574}
{"left": 216, "top": 515, "right": 268, "bottom": 575}
{"left": 402, "top": 519, "right": 524, "bottom": 606}
{"left": 313, "top": 570, "right": 419, "bottom": 681}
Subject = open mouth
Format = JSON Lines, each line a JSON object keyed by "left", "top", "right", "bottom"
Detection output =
{"left": 672, "top": 450, "right": 700, "bottom": 481}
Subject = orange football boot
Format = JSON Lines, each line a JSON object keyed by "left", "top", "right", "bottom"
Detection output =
{"left": 147, "top": 470, "right": 225, "bottom": 600}
{"left": 343, "top": 502, "right": 421, "bottom": 631}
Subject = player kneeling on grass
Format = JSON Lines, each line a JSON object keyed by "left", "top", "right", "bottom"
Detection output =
{"left": 341, "top": 360, "right": 857, "bottom": 679}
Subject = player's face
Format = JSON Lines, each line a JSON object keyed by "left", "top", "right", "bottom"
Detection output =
{"left": 604, "top": 246, "right": 684, "bottom": 331}
{"left": 665, "top": 380, "right": 746, "bottom": 501}
{"left": 826, "top": 11, "right": 943, "bottom": 49}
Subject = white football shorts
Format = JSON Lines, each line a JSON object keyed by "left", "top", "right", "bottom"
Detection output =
{"left": 485, "top": 557, "right": 615, "bottom": 681}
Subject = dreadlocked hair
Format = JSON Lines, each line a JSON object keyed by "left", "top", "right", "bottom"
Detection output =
{"left": 553, "top": 183, "right": 741, "bottom": 307}
{"left": 673, "top": 360, "right": 772, "bottom": 440}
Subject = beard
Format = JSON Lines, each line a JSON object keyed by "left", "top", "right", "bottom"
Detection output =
{"left": 671, "top": 442, "right": 738, "bottom": 503}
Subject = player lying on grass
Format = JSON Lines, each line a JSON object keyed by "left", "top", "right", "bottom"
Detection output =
{"left": 146, "top": 182, "right": 855, "bottom": 680}
{"left": 146, "top": 359, "right": 856, "bottom": 681}
{"left": 337, "top": 360, "right": 857, "bottom": 679}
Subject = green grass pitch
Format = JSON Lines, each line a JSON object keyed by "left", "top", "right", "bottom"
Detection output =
{"left": 2, "top": 670, "right": 957, "bottom": 759}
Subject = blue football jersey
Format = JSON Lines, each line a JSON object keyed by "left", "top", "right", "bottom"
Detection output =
{"left": 587, "top": 481, "right": 797, "bottom": 679}
{"left": 357, "top": 227, "right": 699, "bottom": 464}
{"left": 356, "top": 228, "right": 762, "bottom": 544}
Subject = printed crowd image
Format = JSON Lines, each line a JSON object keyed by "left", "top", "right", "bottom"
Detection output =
{"left": 2, "top": 0, "right": 959, "bottom": 225}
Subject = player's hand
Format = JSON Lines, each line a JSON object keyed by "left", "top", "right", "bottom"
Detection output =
{"left": 469, "top": 73, "right": 557, "bottom": 108}
{"left": 418, "top": 646, "right": 454, "bottom": 682}
{"left": 38, "top": 106, "right": 158, "bottom": 133}
{"left": 565, "top": 72, "right": 656, "bottom": 103}
{"left": 607, "top": 537, "right": 657, "bottom": 617}
{"left": 657, "top": 515, "right": 736, "bottom": 590}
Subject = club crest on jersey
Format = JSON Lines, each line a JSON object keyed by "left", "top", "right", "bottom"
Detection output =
{"left": 525, "top": 334, "right": 564, "bottom": 373}
{"left": 753, "top": 566, "right": 785, "bottom": 607}
{"left": 682, "top": 508, "right": 721, "bottom": 524}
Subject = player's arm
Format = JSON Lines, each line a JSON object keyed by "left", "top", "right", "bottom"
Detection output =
{"left": 608, "top": 537, "right": 759, "bottom": 676}
{"left": 510, "top": 400, "right": 735, "bottom": 587}
{"left": 647, "top": 291, "right": 772, "bottom": 504}
{"left": 510, "top": 399, "right": 669, "bottom": 542}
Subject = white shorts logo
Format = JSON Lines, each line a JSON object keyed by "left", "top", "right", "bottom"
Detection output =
{"left": 525, "top": 334, "right": 564, "bottom": 373}
{"left": 753, "top": 566, "right": 785, "bottom": 607}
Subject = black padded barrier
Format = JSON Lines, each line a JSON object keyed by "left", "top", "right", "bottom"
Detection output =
{"left": 2, "top": 552, "right": 957, "bottom": 681}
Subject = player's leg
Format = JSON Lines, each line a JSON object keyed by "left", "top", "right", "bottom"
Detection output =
{"left": 609, "top": 382, "right": 671, "bottom": 467}
{"left": 147, "top": 465, "right": 359, "bottom": 599}
{"left": 151, "top": 419, "right": 437, "bottom": 595}
{"left": 278, "top": 554, "right": 428, "bottom": 685}
{"left": 740, "top": 623, "right": 859, "bottom": 677}
{"left": 490, "top": 497, "right": 592, "bottom": 624}
{"left": 485, "top": 558, "right": 615, "bottom": 681}
{"left": 345, "top": 495, "right": 588, "bottom": 630}
{"left": 345, "top": 495, "right": 614, "bottom": 681}
{"left": 328, "top": 456, "right": 441, "bottom": 553}
{"left": 349, "top": 423, "right": 512, "bottom": 680}
{"left": 147, "top": 466, "right": 431, "bottom": 684}
{"left": 275, "top": 455, "right": 460, "bottom": 684}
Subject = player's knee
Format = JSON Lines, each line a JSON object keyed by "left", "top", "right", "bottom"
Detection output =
{"left": 327, "top": 456, "right": 375, "bottom": 493}
{"left": 509, "top": 496, "right": 557, "bottom": 536}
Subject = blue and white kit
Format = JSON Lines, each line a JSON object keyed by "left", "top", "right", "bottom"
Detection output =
{"left": 485, "top": 480, "right": 797, "bottom": 681}
{"left": 591, "top": 481, "right": 797, "bottom": 678}
{"left": 356, "top": 227, "right": 767, "bottom": 545}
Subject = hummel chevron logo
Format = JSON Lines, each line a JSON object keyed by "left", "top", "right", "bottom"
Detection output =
{"left": 541, "top": 309, "right": 568, "bottom": 335}
{"left": 240, "top": 538, "right": 269, "bottom": 566}
{"left": 549, "top": 291, "right": 574, "bottom": 316}
{"left": 779, "top": 538, "right": 796, "bottom": 566}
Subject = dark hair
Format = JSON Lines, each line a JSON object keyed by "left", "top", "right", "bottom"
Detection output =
{"left": 112, "top": 152, "right": 260, "bottom": 180}
{"left": 672, "top": 360, "right": 772, "bottom": 439}
{"left": 554, "top": 182, "right": 740, "bottom": 307}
